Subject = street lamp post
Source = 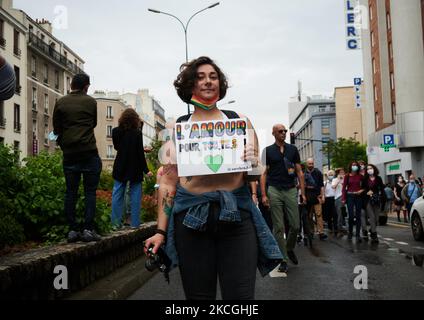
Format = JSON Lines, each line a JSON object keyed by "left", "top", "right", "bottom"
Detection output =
{"left": 353, "top": 131, "right": 359, "bottom": 161}
{"left": 148, "top": 3, "right": 220, "bottom": 115}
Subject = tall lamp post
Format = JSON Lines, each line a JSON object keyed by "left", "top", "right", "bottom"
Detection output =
{"left": 353, "top": 131, "right": 359, "bottom": 161}
{"left": 148, "top": 3, "right": 220, "bottom": 115}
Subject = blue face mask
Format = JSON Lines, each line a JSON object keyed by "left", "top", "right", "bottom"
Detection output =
{"left": 352, "top": 166, "right": 359, "bottom": 172}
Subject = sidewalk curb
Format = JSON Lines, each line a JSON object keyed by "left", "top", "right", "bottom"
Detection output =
{"left": 65, "top": 255, "right": 158, "bottom": 300}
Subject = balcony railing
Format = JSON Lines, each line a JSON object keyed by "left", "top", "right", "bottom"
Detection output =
{"left": 32, "top": 101, "right": 37, "bottom": 110}
{"left": 31, "top": 71, "right": 37, "bottom": 78}
{"left": 0, "top": 38, "right": 5, "bottom": 48}
{"left": 106, "top": 154, "right": 115, "bottom": 159}
{"left": 0, "top": 118, "right": 6, "bottom": 128}
{"left": 14, "top": 122, "right": 21, "bottom": 133}
{"left": 28, "top": 33, "right": 84, "bottom": 75}
{"left": 13, "top": 47, "right": 21, "bottom": 57}
{"left": 15, "top": 85, "right": 21, "bottom": 95}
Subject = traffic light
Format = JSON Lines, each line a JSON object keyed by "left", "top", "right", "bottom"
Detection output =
{"left": 290, "top": 133, "right": 296, "bottom": 145}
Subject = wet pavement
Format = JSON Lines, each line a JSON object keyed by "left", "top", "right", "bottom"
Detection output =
{"left": 129, "top": 221, "right": 424, "bottom": 300}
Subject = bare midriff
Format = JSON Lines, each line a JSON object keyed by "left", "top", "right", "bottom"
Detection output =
{"left": 179, "top": 172, "right": 245, "bottom": 194}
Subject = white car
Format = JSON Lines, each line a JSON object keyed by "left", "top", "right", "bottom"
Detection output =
{"left": 411, "top": 196, "right": 424, "bottom": 241}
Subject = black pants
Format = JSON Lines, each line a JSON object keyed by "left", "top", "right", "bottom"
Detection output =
{"left": 63, "top": 154, "right": 102, "bottom": 231}
{"left": 174, "top": 202, "right": 258, "bottom": 300}
{"left": 324, "top": 197, "right": 338, "bottom": 232}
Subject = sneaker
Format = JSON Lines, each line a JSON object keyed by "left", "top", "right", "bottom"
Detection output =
{"left": 287, "top": 251, "right": 299, "bottom": 265}
{"left": 67, "top": 230, "right": 80, "bottom": 243}
{"left": 81, "top": 229, "right": 102, "bottom": 242}
{"left": 319, "top": 233, "right": 328, "bottom": 240}
{"left": 278, "top": 261, "right": 288, "bottom": 273}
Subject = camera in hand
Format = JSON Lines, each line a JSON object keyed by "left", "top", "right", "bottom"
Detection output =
{"left": 145, "top": 245, "right": 171, "bottom": 275}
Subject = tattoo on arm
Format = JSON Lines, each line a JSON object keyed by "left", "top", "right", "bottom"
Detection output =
{"left": 185, "top": 176, "right": 193, "bottom": 184}
{"left": 162, "top": 190, "right": 175, "bottom": 218}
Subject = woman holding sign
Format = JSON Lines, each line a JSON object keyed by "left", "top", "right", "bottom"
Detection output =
{"left": 144, "top": 56, "right": 282, "bottom": 300}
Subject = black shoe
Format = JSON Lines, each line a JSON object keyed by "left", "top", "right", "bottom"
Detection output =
{"left": 371, "top": 238, "right": 379, "bottom": 244}
{"left": 278, "top": 261, "right": 288, "bottom": 273}
{"left": 348, "top": 233, "right": 353, "bottom": 240}
{"left": 81, "top": 229, "right": 101, "bottom": 242}
{"left": 356, "top": 236, "right": 362, "bottom": 243}
{"left": 67, "top": 230, "right": 80, "bottom": 243}
{"left": 319, "top": 233, "right": 328, "bottom": 240}
{"left": 287, "top": 251, "right": 299, "bottom": 265}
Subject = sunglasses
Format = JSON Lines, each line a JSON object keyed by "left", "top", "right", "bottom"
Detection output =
{"left": 278, "top": 130, "right": 288, "bottom": 134}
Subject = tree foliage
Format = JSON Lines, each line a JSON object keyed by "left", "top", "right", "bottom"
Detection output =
{"left": 322, "top": 138, "right": 368, "bottom": 170}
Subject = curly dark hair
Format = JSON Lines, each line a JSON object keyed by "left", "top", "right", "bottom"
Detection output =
{"left": 173, "top": 56, "right": 228, "bottom": 104}
{"left": 118, "top": 108, "right": 143, "bottom": 131}
{"left": 365, "top": 163, "right": 380, "bottom": 177}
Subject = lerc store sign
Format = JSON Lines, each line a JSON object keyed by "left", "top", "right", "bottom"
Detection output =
{"left": 345, "top": 0, "right": 363, "bottom": 50}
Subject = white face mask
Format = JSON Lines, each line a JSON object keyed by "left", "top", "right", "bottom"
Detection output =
{"left": 328, "top": 176, "right": 334, "bottom": 181}
{"left": 367, "top": 169, "right": 374, "bottom": 176}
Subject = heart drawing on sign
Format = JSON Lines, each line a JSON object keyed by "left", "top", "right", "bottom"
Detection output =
{"left": 205, "top": 155, "right": 224, "bottom": 173}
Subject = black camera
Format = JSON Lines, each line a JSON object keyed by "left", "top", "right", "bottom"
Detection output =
{"left": 145, "top": 245, "right": 171, "bottom": 282}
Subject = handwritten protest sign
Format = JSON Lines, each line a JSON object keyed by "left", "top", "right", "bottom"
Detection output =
{"left": 175, "top": 118, "right": 252, "bottom": 177}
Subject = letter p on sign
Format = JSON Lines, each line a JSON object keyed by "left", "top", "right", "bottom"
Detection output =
{"left": 384, "top": 135, "right": 394, "bottom": 145}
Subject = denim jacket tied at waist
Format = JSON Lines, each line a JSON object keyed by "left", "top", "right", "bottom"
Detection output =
{"left": 165, "top": 184, "right": 284, "bottom": 277}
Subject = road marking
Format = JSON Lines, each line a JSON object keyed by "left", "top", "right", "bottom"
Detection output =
{"left": 383, "top": 238, "right": 394, "bottom": 241}
{"left": 413, "top": 246, "right": 424, "bottom": 250}
{"left": 269, "top": 269, "right": 287, "bottom": 278}
{"left": 395, "top": 241, "right": 409, "bottom": 246}
{"left": 387, "top": 223, "right": 409, "bottom": 229}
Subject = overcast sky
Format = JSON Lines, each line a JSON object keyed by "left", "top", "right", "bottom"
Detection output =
{"left": 15, "top": 0, "right": 363, "bottom": 144}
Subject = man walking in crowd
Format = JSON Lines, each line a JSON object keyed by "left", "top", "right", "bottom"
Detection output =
{"left": 324, "top": 170, "right": 338, "bottom": 237}
{"left": 0, "top": 54, "right": 16, "bottom": 101}
{"left": 304, "top": 158, "right": 328, "bottom": 240}
{"left": 53, "top": 73, "right": 102, "bottom": 243}
{"left": 261, "top": 124, "right": 306, "bottom": 274}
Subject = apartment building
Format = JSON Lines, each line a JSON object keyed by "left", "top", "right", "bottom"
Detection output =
{"left": 0, "top": 0, "right": 27, "bottom": 159}
{"left": 359, "top": 0, "right": 424, "bottom": 182}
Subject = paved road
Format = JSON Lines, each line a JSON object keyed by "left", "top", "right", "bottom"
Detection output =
{"left": 129, "top": 220, "right": 424, "bottom": 300}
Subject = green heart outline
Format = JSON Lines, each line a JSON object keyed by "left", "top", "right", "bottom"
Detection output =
{"left": 204, "top": 155, "right": 224, "bottom": 173}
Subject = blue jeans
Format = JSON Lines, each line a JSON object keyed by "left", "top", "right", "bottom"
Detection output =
{"left": 63, "top": 154, "right": 102, "bottom": 231}
{"left": 347, "top": 194, "right": 362, "bottom": 237}
{"left": 111, "top": 180, "right": 142, "bottom": 228}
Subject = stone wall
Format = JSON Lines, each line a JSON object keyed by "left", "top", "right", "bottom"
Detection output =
{"left": 0, "top": 222, "right": 156, "bottom": 300}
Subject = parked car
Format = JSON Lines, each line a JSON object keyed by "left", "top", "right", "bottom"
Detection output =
{"left": 411, "top": 196, "right": 424, "bottom": 241}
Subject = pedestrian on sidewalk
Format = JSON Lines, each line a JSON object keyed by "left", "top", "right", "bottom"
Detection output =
{"left": 111, "top": 108, "right": 152, "bottom": 230}
{"left": 358, "top": 160, "right": 370, "bottom": 240}
{"left": 304, "top": 158, "right": 328, "bottom": 240}
{"left": 362, "top": 164, "right": 386, "bottom": 244}
{"left": 394, "top": 176, "right": 407, "bottom": 222}
{"left": 53, "top": 73, "right": 102, "bottom": 243}
{"left": 402, "top": 173, "right": 423, "bottom": 222}
{"left": 342, "top": 161, "right": 365, "bottom": 242}
{"left": 261, "top": 124, "right": 305, "bottom": 274}
{"left": 144, "top": 56, "right": 282, "bottom": 300}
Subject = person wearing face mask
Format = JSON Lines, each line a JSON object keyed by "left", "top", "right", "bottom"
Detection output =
{"left": 357, "top": 160, "right": 370, "bottom": 240}
{"left": 342, "top": 161, "right": 365, "bottom": 242}
{"left": 362, "top": 164, "right": 386, "bottom": 244}
{"left": 144, "top": 57, "right": 282, "bottom": 300}
{"left": 401, "top": 173, "right": 423, "bottom": 221}
{"left": 394, "top": 176, "right": 407, "bottom": 222}
{"left": 324, "top": 170, "right": 338, "bottom": 236}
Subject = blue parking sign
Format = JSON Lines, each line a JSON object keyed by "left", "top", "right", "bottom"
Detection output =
{"left": 383, "top": 134, "right": 395, "bottom": 145}
{"left": 354, "top": 78, "right": 362, "bottom": 85}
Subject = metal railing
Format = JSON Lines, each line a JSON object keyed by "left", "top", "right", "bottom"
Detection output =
{"left": 14, "top": 122, "right": 21, "bottom": 133}
{"left": 0, "top": 118, "right": 6, "bottom": 128}
{"left": 28, "top": 33, "right": 84, "bottom": 75}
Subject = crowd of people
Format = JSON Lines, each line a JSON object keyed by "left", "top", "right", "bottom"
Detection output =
{"left": 3, "top": 51, "right": 423, "bottom": 300}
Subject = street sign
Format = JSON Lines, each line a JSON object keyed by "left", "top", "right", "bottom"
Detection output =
{"left": 383, "top": 134, "right": 395, "bottom": 145}
{"left": 354, "top": 78, "right": 362, "bottom": 109}
{"left": 345, "top": 0, "right": 362, "bottom": 50}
